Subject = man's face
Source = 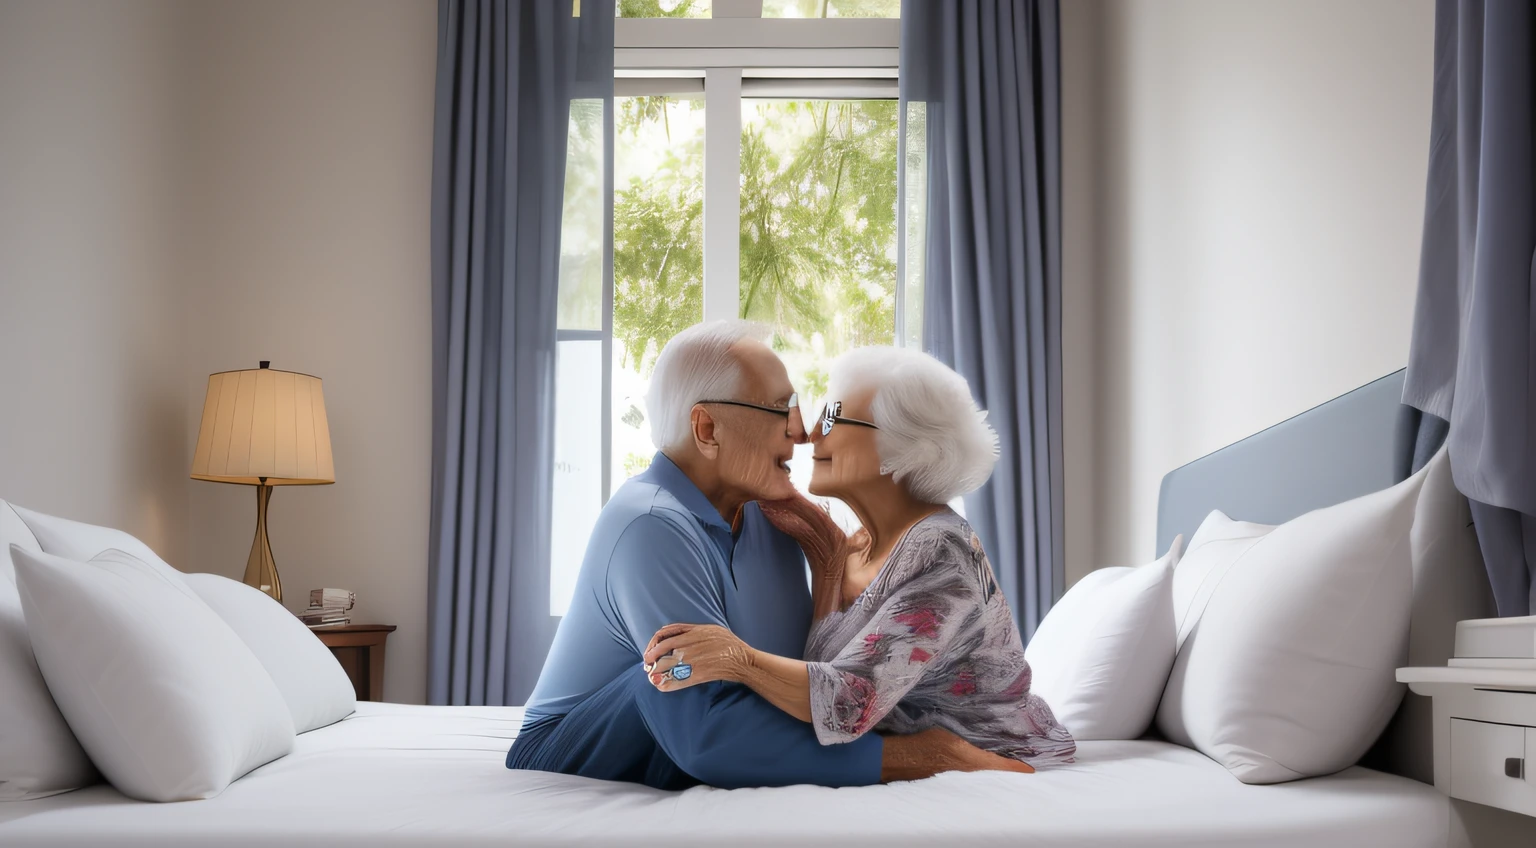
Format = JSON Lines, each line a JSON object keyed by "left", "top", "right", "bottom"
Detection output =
{"left": 705, "top": 340, "right": 807, "bottom": 503}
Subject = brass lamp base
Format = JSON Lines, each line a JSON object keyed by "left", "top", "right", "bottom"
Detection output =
{"left": 242, "top": 482, "right": 282, "bottom": 602}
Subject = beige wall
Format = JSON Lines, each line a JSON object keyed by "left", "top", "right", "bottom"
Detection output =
{"left": 180, "top": 0, "right": 437, "bottom": 703}
{"left": 0, "top": 0, "right": 190, "bottom": 565}
{"left": 2, "top": 0, "right": 436, "bottom": 704}
{"left": 1064, "top": 0, "right": 1436, "bottom": 573}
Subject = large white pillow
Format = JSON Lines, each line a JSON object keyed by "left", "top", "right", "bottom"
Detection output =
{"left": 1025, "top": 536, "right": 1184, "bottom": 740}
{"left": 10, "top": 504, "right": 186, "bottom": 585}
{"left": 1169, "top": 512, "right": 1275, "bottom": 653}
{"left": 1154, "top": 464, "right": 1429, "bottom": 784}
{"left": 184, "top": 572, "right": 356, "bottom": 733}
{"left": 0, "top": 502, "right": 96, "bottom": 800}
{"left": 11, "top": 545, "right": 295, "bottom": 801}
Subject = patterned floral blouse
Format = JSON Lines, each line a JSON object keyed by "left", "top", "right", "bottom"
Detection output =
{"left": 803, "top": 509, "right": 1076, "bottom": 767}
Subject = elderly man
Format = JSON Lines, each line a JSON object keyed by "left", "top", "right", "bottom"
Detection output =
{"left": 508, "top": 320, "right": 1022, "bottom": 789}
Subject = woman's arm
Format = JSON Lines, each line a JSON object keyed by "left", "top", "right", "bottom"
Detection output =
{"left": 643, "top": 624, "right": 814, "bottom": 721}
{"left": 644, "top": 534, "right": 983, "bottom": 745}
{"left": 804, "top": 546, "right": 981, "bottom": 746}
{"left": 739, "top": 649, "right": 813, "bottom": 722}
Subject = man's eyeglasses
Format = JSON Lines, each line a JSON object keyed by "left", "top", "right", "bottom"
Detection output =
{"left": 818, "top": 401, "right": 879, "bottom": 437}
{"left": 697, "top": 393, "right": 798, "bottom": 418}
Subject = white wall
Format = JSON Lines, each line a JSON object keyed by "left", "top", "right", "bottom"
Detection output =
{"left": 1060, "top": 0, "right": 1102, "bottom": 588}
{"left": 1069, "top": 0, "right": 1436, "bottom": 570}
{"left": 0, "top": 0, "right": 190, "bottom": 565}
{"left": 180, "top": 0, "right": 437, "bottom": 704}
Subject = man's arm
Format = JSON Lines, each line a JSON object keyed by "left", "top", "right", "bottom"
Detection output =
{"left": 605, "top": 514, "right": 883, "bottom": 788}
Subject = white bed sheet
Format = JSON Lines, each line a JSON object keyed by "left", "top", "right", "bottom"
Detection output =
{"left": 0, "top": 702, "right": 1471, "bottom": 848}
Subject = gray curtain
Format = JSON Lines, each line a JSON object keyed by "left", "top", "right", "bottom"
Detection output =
{"left": 1403, "top": 0, "right": 1535, "bottom": 617}
{"left": 429, "top": 0, "right": 613, "bottom": 706}
{"left": 902, "top": 0, "right": 1063, "bottom": 640}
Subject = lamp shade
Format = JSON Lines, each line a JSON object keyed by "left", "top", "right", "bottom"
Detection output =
{"left": 191, "top": 364, "right": 335, "bottom": 485}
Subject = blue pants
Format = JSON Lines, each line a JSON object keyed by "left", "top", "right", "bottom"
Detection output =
{"left": 507, "top": 665, "right": 697, "bottom": 790}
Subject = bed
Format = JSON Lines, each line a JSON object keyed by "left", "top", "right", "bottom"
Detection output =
{"left": 1, "top": 370, "right": 1531, "bottom": 847}
{"left": 0, "top": 701, "right": 1470, "bottom": 847}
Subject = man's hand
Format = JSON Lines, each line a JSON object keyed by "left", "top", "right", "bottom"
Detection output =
{"left": 880, "top": 727, "right": 1035, "bottom": 782}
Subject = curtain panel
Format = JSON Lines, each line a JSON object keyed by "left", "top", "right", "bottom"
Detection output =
{"left": 1403, "top": 0, "right": 1535, "bottom": 616}
{"left": 902, "top": 0, "right": 1064, "bottom": 640}
{"left": 428, "top": 0, "right": 614, "bottom": 706}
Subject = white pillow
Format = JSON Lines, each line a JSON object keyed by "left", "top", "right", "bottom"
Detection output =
{"left": 11, "top": 546, "right": 295, "bottom": 801}
{"left": 1026, "top": 536, "right": 1183, "bottom": 740}
{"left": 0, "top": 502, "right": 97, "bottom": 800}
{"left": 184, "top": 572, "right": 356, "bottom": 733}
{"left": 1170, "top": 511, "right": 1275, "bottom": 653}
{"left": 1154, "top": 465, "right": 1429, "bottom": 784}
{"left": 10, "top": 504, "right": 186, "bottom": 586}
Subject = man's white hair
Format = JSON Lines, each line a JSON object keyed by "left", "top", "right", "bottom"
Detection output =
{"left": 826, "top": 346, "right": 999, "bottom": 504}
{"left": 647, "top": 320, "right": 772, "bottom": 452}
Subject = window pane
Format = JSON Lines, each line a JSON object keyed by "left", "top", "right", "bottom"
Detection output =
{"left": 617, "top": 0, "right": 711, "bottom": 17}
{"left": 550, "top": 339, "right": 604, "bottom": 616}
{"left": 557, "top": 100, "right": 605, "bottom": 331}
{"left": 761, "top": 0, "right": 899, "bottom": 18}
{"left": 612, "top": 94, "right": 706, "bottom": 493}
{"left": 740, "top": 99, "right": 899, "bottom": 406}
{"left": 901, "top": 100, "right": 927, "bottom": 348}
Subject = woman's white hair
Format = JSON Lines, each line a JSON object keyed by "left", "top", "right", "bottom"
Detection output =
{"left": 647, "top": 319, "right": 771, "bottom": 451}
{"left": 826, "top": 346, "right": 999, "bottom": 504}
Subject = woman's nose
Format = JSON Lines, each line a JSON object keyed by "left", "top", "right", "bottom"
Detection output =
{"left": 807, "top": 410, "right": 825, "bottom": 446}
{"left": 788, "top": 404, "right": 808, "bottom": 445}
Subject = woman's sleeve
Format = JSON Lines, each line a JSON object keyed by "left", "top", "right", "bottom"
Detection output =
{"left": 805, "top": 533, "right": 983, "bottom": 745}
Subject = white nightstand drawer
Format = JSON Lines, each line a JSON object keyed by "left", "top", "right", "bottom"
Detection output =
{"left": 1450, "top": 718, "right": 1536, "bottom": 816}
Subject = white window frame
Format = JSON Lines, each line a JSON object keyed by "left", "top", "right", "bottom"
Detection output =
{"left": 552, "top": 6, "right": 908, "bottom": 614}
{"left": 615, "top": 12, "right": 901, "bottom": 323}
{"left": 597, "top": 9, "right": 903, "bottom": 495}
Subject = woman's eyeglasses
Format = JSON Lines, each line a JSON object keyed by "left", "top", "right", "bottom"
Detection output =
{"left": 818, "top": 401, "right": 879, "bottom": 437}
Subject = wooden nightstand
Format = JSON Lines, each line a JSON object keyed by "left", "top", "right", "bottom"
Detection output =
{"left": 1397, "top": 665, "right": 1536, "bottom": 818}
{"left": 313, "top": 624, "right": 396, "bottom": 702}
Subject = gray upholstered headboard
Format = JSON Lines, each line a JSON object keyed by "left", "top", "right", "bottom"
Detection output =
{"left": 1153, "top": 368, "right": 1496, "bottom": 785}
{"left": 1156, "top": 370, "right": 1410, "bottom": 555}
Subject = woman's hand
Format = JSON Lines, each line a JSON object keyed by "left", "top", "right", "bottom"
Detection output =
{"left": 758, "top": 493, "right": 846, "bottom": 572}
{"left": 759, "top": 493, "right": 864, "bottom": 618}
{"left": 643, "top": 624, "right": 754, "bottom": 692}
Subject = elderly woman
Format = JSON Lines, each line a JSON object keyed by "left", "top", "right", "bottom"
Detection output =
{"left": 642, "top": 347, "right": 1076, "bottom": 769}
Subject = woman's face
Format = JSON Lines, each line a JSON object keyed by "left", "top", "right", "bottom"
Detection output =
{"left": 808, "top": 387, "right": 884, "bottom": 500}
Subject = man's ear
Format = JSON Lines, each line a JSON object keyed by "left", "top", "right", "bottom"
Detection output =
{"left": 691, "top": 406, "right": 720, "bottom": 460}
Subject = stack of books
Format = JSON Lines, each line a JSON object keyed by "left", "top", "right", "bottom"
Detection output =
{"left": 299, "top": 588, "right": 355, "bottom": 628}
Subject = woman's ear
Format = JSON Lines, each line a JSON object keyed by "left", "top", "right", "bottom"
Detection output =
{"left": 691, "top": 406, "right": 720, "bottom": 460}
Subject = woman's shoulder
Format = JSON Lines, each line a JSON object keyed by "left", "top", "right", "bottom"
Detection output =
{"left": 902, "top": 510, "right": 983, "bottom": 559}
{"left": 881, "top": 511, "right": 998, "bottom": 599}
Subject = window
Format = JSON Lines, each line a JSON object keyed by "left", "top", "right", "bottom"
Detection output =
{"left": 617, "top": 0, "right": 712, "bottom": 18}
{"left": 616, "top": 0, "right": 899, "bottom": 18}
{"left": 761, "top": 0, "right": 899, "bottom": 18}
{"left": 612, "top": 93, "right": 706, "bottom": 489}
{"left": 552, "top": 8, "right": 911, "bottom": 615}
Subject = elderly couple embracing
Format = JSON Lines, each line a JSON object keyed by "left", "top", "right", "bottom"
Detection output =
{"left": 507, "top": 321, "right": 1075, "bottom": 789}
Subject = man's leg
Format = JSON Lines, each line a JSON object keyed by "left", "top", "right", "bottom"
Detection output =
{"left": 507, "top": 665, "right": 695, "bottom": 790}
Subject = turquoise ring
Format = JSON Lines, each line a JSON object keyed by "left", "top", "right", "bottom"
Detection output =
{"left": 671, "top": 663, "right": 693, "bottom": 681}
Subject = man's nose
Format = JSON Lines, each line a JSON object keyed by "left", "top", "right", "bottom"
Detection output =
{"left": 788, "top": 404, "right": 809, "bottom": 445}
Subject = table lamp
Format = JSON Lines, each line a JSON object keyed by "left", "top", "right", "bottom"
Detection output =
{"left": 190, "top": 361, "right": 335, "bottom": 602}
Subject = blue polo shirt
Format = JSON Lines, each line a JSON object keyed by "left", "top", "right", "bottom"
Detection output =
{"left": 522, "top": 452, "right": 883, "bottom": 787}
